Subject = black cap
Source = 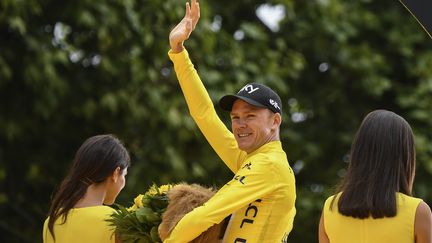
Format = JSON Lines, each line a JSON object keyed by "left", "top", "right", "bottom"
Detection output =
{"left": 219, "top": 83, "right": 282, "bottom": 114}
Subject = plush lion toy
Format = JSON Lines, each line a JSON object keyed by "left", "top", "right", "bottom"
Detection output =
{"left": 158, "top": 183, "right": 223, "bottom": 243}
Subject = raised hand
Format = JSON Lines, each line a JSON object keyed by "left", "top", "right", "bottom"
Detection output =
{"left": 169, "top": 0, "right": 200, "bottom": 53}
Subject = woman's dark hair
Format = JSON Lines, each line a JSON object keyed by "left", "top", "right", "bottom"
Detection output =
{"left": 332, "top": 110, "right": 416, "bottom": 219}
{"left": 47, "top": 134, "right": 130, "bottom": 240}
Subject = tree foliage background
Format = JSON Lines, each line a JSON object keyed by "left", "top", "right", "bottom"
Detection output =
{"left": 1, "top": 0, "right": 431, "bottom": 242}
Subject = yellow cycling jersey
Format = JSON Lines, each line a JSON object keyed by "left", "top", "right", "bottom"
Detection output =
{"left": 165, "top": 49, "right": 296, "bottom": 243}
{"left": 323, "top": 192, "right": 422, "bottom": 243}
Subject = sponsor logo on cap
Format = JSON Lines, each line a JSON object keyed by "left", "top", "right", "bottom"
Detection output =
{"left": 269, "top": 99, "right": 280, "bottom": 110}
{"left": 239, "top": 84, "right": 259, "bottom": 94}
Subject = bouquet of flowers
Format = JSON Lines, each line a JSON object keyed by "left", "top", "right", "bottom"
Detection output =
{"left": 107, "top": 184, "right": 172, "bottom": 243}
{"left": 108, "top": 183, "right": 223, "bottom": 243}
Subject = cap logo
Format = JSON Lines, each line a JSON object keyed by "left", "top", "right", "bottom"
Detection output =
{"left": 239, "top": 84, "right": 259, "bottom": 94}
{"left": 269, "top": 99, "right": 280, "bottom": 110}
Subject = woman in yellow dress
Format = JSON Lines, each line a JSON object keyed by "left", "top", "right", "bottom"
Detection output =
{"left": 43, "top": 134, "right": 130, "bottom": 243}
{"left": 319, "top": 110, "right": 432, "bottom": 243}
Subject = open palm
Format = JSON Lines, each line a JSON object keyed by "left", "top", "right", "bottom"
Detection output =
{"left": 169, "top": 0, "right": 200, "bottom": 52}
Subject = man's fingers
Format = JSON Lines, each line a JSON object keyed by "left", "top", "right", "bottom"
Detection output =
{"left": 191, "top": 3, "right": 200, "bottom": 29}
{"left": 189, "top": 0, "right": 199, "bottom": 29}
{"left": 196, "top": 2, "right": 200, "bottom": 19}
{"left": 193, "top": 1, "right": 199, "bottom": 14}
{"left": 190, "top": 0, "right": 198, "bottom": 16}
{"left": 185, "top": 2, "right": 191, "bottom": 17}
{"left": 182, "top": 1, "right": 198, "bottom": 33}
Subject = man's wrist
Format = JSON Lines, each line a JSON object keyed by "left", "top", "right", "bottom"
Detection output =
{"left": 170, "top": 42, "right": 184, "bottom": 53}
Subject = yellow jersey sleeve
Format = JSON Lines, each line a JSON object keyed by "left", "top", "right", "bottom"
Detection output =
{"left": 168, "top": 49, "right": 246, "bottom": 173}
{"left": 164, "top": 155, "right": 278, "bottom": 243}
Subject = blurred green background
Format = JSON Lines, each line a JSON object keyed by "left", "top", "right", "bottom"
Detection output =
{"left": 1, "top": 0, "right": 431, "bottom": 242}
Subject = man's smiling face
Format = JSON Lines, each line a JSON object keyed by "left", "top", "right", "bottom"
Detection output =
{"left": 230, "top": 99, "right": 279, "bottom": 153}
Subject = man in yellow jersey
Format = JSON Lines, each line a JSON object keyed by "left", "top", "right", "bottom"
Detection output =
{"left": 164, "top": 1, "right": 296, "bottom": 242}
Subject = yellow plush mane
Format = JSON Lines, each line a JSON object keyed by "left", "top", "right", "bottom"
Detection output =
{"left": 159, "top": 183, "right": 223, "bottom": 243}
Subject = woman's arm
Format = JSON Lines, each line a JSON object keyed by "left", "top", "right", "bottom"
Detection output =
{"left": 319, "top": 211, "right": 330, "bottom": 243}
{"left": 414, "top": 201, "right": 432, "bottom": 243}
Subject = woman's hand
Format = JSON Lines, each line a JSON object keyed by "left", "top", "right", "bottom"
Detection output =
{"left": 169, "top": 0, "right": 200, "bottom": 53}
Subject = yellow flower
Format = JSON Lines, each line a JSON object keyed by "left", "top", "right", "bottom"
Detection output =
{"left": 158, "top": 184, "right": 172, "bottom": 194}
{"left": 145, "top": 184, "right": 158, "bottom": 196}
{"left": 144, "top": 184, "right": 172, "bottom": 197}
{"left": 133, "top": 194, "right": 144, "bottom": 208}
{"left": 127, "top": 204, "right": 137, "bottom": 212}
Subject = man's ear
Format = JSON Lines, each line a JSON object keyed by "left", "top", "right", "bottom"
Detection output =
{"left": 111, "top": 167, "right": 121, "bottom": 183}
{"left": 272, "top": 112, "right": 282, "bottom": 129}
